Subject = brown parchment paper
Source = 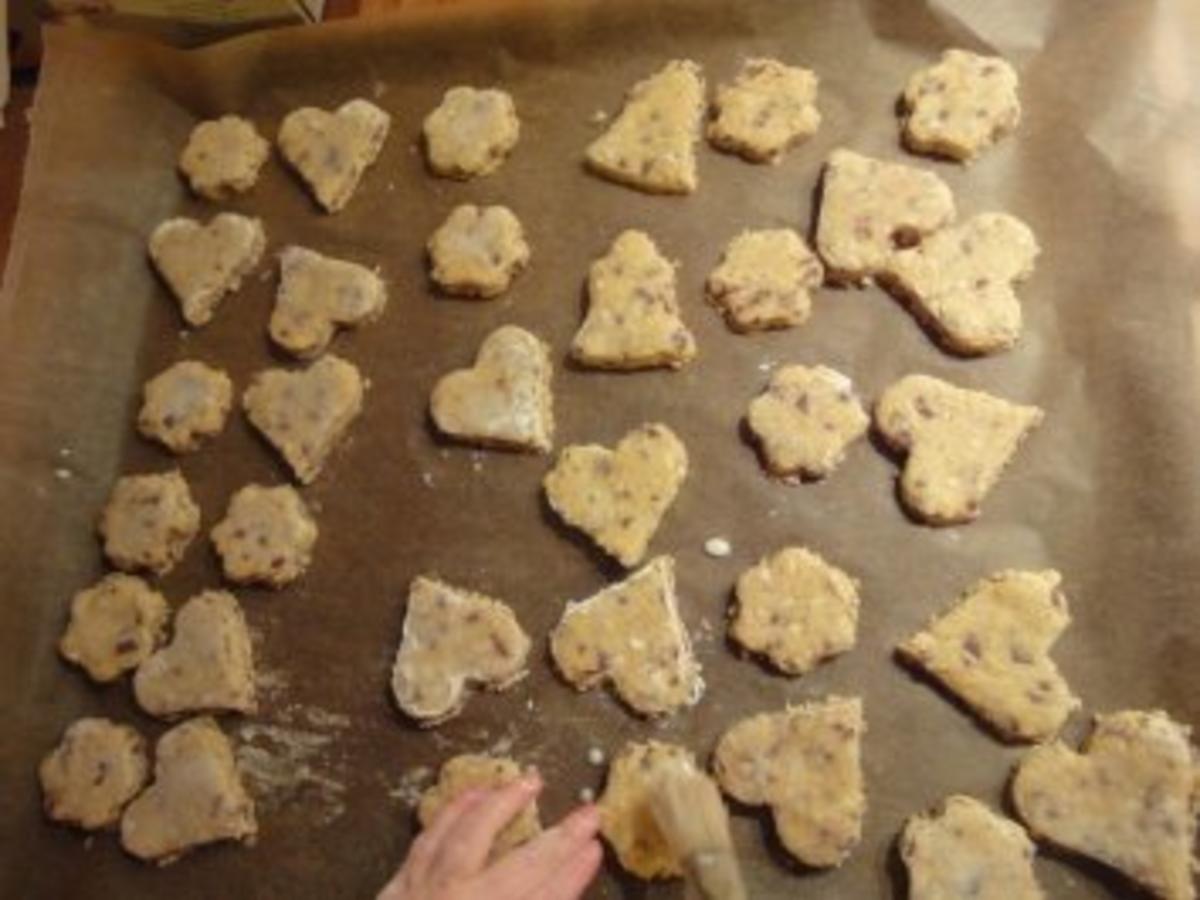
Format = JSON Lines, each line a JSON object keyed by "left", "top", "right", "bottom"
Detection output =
{"left": 2, "top": 1, "right": 1200, "bottom": 897}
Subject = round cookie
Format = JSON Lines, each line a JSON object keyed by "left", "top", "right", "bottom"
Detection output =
{"left": 98, "top": 470, "right": 201, "bottom": 576}
{"left": 706, "top": 229, "right": 824, "bottom": 332}
{"left": 177, "top": 116, "right": 270, "bottom": 200}
{"left": 707, "top": 58, "right": 821, "bottom": 164}
{"left": 39, "top": 717, "right": 149, "bottom": 830}
{"left": 210, "top": 484, "right": 318, "bottom": 588}
{"left": 59, "top": 572, "right": 169, "bottom": 683}
{"left": 423, "top": 87, "right": 519, "bottom": 179}
{"left": 137, "top": 360, "right": 233, "bottom": 454}
{"left": 427, "top": 205, "right": 531, "bottom": 299}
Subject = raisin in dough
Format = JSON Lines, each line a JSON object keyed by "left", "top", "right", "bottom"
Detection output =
{"left": 121, "top": 717, "right": 256, "bottom": 864}
{"left": 137, "top": 360, "right": 233, "bottom": 454}
{"left": 59, "top": 573, "right": 169, "bottom": 683}
{"left": 430, "top": 325, "right": 554, "bottom": 453}
{"left": 391, "top": 576, "right": 531, "bottom": 727}
{"left": 901, "top": 50, "right": 1021, "bottom": 163}
{"left": 706, "top": 229, "right": 824, "bottom": 332}
{"left": 39, "top": 718, "right": 149, "bottom": 831}
{"left": 270, "top": 245, "right": 387, "bottom": 359}
{"left": 729, "top": 546, "right": 859, "bottom": 676}
{"left": 278, "top": 98, "right": 390, "bottom": 213}
{"left": 133, "top": 590, "right": 256, "bottom": 719}
{"left": 243, "top": 354, "right": 365, "bottom": 485}
{"left": 901, "top": 795, "right": 1046, "bottom": 900}
{"left": 427, "top": 205, "right": 530, "bottom": 299}
{"left": 148, "top": 213, "right": 265, "bottom": 327}
{"left": 747, "top": 364, "right": 868, "bottom": 480}
{"left": 586, "top": 60, "right": 705, "bottom": 194}
{"left": 1012, "top": 710, "right": 1199, "bottom": 900}
{"left": 210, "top": 484, "right": 318, "bottom": 587}
{"left": 598, "top": 741, "right": 707, "bottom": 879}
{"left": 898, "top": 570, "right": 1079, "bottom": 742}
{"left": 815, "top": 148, "right": 955, "bottom": 284}
{"left": 571, "top": 230, "right": 696, "bottom": 370}
{"left": 543, "top": 423, "right": 687, "bottom": 567}
{"left": 418, "top": 755, "right": 541, "bottom": 859}
{"left": 708, "top": 58, "right": 820, "bottom": 164}
{"left": 713, "top": 697, "right": 866, "bottom": 868}
{"left": 882, "top": 213, "right": 1040, "bottom": 355}
{"left": 98, "top": 470, "right": 201, "bottom": 576}
{"left": 423, "top": 87, "right": 519, "bottom": 179}
{"left": 875, "top": 374, "right": 1043, "bottom": 525}
{"left": 177, "top": 115, "right": 270, "bottom": 200}
{"left": 550, "top": 556, "right": 702, "bottom": 717}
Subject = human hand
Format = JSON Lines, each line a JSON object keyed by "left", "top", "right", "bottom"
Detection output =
{"left": 377, "top": 774, "right": 602, "bottom": 900}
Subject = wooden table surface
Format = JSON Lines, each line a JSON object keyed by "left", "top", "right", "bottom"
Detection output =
{"left": 0, "top": 0, "right": 469, "bottom": 284}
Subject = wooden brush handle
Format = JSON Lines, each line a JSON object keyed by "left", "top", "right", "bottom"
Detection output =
{"left": 685, "top": 849, "right": 748, "bottom": 900}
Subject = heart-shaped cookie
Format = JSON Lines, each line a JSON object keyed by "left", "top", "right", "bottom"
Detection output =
{"left": 816, "top": 148, "right": 955, "bottom": 284}
{"left": 243, "top": 354, "right": 365, "bottom": 485}
{"left": 898, "top": 570, "right": 1079, "bottom": 742}
{"left": 713, "top": 697, "right": 865, "bottom": 869}
{"left": 430, "top": 325, "right": 554, "bottom": 453}
{"left": 571, "top": 230, "right": 697, "bottom": 370}
{"left": 278, "top": 98, "right": 391, "bottom": 213}
{"left": 543, "top": 422, "right": 687, "bottom": 567}
{"left": 391, "top": 576, "right": 531, "bottom": 726}
{"left": 148, "top": 213, "right": 265, "bottom": 327}
{"left": 269, "top": 245, "right": 387, "bottom": 359}
{"left": 120, "top": 717, "right": 256, "bottom": 863}
{"left": 550, "top": 556, "right": 702, "bottom": 717}
{"left": 1012, "top": 710, "right": 1198, "bottom": 900}
{"left": 133, "top": 591, "right": 256, "bottom": 719}
{"left": 882, "top": 213, "right": 1040, "bottom": 355}
{"left": 875, "top": 374, "right": 1043, "bottom": 525}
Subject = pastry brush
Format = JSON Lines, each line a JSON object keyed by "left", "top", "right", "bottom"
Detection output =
{"left": 649, "top": 767, "right": 748, "bottom": 900}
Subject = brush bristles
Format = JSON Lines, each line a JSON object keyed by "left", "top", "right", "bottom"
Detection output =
{"left": 649, "top": 767, "right": 734, "bottom": 859}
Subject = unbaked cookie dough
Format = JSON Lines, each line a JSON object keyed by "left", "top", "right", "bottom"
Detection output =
{"left": 882, "top": 212, "right": 1040, "bottom": 355}
{"left": 137, "top": 360, "right": 233, "bottom": 454}
{"left": 900, "top": 50, "right": 1021, "bottom": 162}
{"left": 571, "top": 230, "right": 696, "bottom": 370}
{"left": 278, "top": 98, "right": 391, "bottom": 213}
{"left": 270, "top": 245, "right": 387, "bottom": 359}
{"left": 243, "top": 354, "right": 365, "bottom": 485}
{"left": 586, "top": 60, "right": 705, "bottom": 194}
{"left": 120, "top": 717, "right": 257, "bottom": 864}
{"left": 210, "top": 484, "right": 318, "bottom": 588}
{"left": 423, "top": 87, "right": 519, "bottom": 179}
{"left": 427, "top": 205, "right": 530, "bottom": 298}
{"left": 177, "top": 115, "right": 270, "bottom": 200}
{"left": 898, "top": 570, "right": 1079, "bottom": 743}
{"left": 901, "top": 795, "right": 1045, "bottom": 900}
{"left": 713, "top": 697, "right": 866, "bottom": 868}
{"left": 550, "top": 556, "right": 702, "bottom": 717}
{"left": 39, "top": 718, "right": 149, "bottom": 831}
{"left": 430, "top": 325, "right": 554, "bottom": 453}
{"left": 148, "top": 213, "right": 265, "bottom": 327}
{"left": 707, "top": 58, "right": 820, "bottom": 164}
{"left": 746, "top": 364, "right": 868, "bottom": 480}
{"left": 543, "top": 422, "right": 687, "bottom": 568}
{"left": 98, "top": 470, "right": 201, "bottom": 576}
{"left": 1011, "top": 710, "right": 1198, "bottom": 900}
{"left": 391, "top": 576, "right": 531, "bottom": 726}
{"left": 815, "top": 148, "right": 955, "bottom": 284}
{"left": 133, "top": 590, "right": 256, "bottom": 719}
{"left": 59, "top": 573, "right": 169, "bottom": 683}
{"left": 598, "top": 741, "right": 707, "bottom": 879}
{"left": 875, "top": 374, "right": 1043, "bottom": 525}
{"left": 418, "top": 755, "right": 541, "bottom": 859}
{"left": 706, "top": 229, "right": 824, "bottom": 332}
{"left": 729, "top": 546, "right": 860, "bottom": 676}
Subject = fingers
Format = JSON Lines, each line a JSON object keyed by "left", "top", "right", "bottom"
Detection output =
{"left": 486, "top": 804, "right": 602, "bottom": 898}
{"left": 404, "top": 788, "right": 487, "bottom": 880}
{"left": 531, "top": 839, "right": 603, "bottom": 900}
{"left": 434, "top": 775, "right": 543, "bottom": 875}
